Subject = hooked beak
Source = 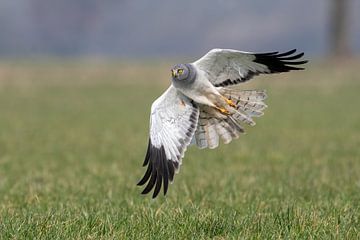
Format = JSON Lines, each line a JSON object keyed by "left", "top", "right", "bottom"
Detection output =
{"left": 171, "top": 69, "right": 177, "bottom": 78}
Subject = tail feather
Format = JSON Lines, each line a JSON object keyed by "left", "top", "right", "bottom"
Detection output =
{"left": 222, "top": 88, "right": 267, "bottom": 126}
{"left": 195, "top": 124, "right": 208, "bottom": 149}
{"left": 215, "top": 122, "right": 233, "bottom": 144}
{"left": 206, "top": 118, "right": 219, "bottom": 149}
{"left": 215, "top": 117, "right": 242, "bottom": 144}
{"left": 235, "top": 99, "right": 267, "bottom": 117}
{"left": 230, "top": 89, "right": 267, "bottom": 101}
{"left": 231, "top": 109, "right": 256, "bottom": 126}
{"left": 193, "top": 88, "right": 267, "bottom": 149}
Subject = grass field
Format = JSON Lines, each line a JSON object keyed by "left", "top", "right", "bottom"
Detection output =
{"left": 0, "top": 59, "right": 360, "bottom": 239}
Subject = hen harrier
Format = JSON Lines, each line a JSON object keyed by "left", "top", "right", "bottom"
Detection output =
{"left": 137, "top": 48, "right": 307, "bottom": 198}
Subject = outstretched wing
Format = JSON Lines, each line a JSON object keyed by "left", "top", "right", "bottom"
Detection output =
{"left": 193, "top": 48, "right": 307, "bottom": 87}
{"left": 137, "top": 86, "right": 199, "bottom": 198}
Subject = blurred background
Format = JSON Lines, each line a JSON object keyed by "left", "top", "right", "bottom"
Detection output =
{"left": 1, "top": 1, "right": 360, "bottom": 238}
{"left": 0, "top": 0, "right": 359, "bottom": 58}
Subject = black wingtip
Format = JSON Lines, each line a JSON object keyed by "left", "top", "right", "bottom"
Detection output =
{"left": 137, "top": 140, "right": 176, "bottom": 198}
{"left": 138, "top": 105, "right": 197, "bottom": 198}
{"left": 278, "top": 52, "right": 304, "bottom": 60}
{"left": 254, "top": 49, "right": 308, "bottom": 73}
{"left": 152, "top": 173, "right": 162, "bottom": 198}
{"left": 141, "top": 170, "right": 157, "bottom": 195}
{"left": 137, "top": 163, "right": 152, "bottom": 186}
{"left": 142, "top": 139, "right": 151, "bottom": 166}
{"left": 275, "top": 49, "right": 297, "bottom": 57}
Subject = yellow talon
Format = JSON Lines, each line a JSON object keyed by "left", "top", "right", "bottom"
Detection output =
{"left": 227, "top": 99, "right": 236, "bottom": 108}
{"left": 216, "top": 106, "right": 230, "bottom": 115}
{"left": 222, "top": 96, "right": 236, "bottom": 108}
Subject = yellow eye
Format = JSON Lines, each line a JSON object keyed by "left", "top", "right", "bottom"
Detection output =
{"left": 177, "top": 69, "right": 184, "bottom": 75}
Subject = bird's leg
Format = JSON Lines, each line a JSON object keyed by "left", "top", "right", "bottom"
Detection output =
{"left": 221, "top": 96, "right": 236, "bottom": 108}
{"left": 215, "top": 106, "right": 230, "bottom": 115}
{"left": 213, "top": 95, "right": 237, "bottom": 115}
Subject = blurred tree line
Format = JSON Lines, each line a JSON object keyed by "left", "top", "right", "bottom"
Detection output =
{"left": 330, "top": 0, "right": 350, "bottom": 57}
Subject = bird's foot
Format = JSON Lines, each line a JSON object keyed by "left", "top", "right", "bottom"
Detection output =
{"left": 215, "top": 106, "right": 230, "bottom": 115}
{"left": 222, "top": 96, "right": 236, "bottom": 108}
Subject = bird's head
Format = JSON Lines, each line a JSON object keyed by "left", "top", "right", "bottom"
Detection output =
{"left": 171, "top": 63, "right": 196, "bottom": 83}
{"left": 171, "top": 64, "right": 187, "bottom": 80}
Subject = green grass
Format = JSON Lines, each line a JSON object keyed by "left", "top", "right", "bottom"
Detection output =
{"left": 0, "top": 60, "right": 360, "bottom": 239}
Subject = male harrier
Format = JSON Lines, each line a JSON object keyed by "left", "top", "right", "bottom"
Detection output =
{"left": 137, "top": 48, "right": 307, "bottom": 198}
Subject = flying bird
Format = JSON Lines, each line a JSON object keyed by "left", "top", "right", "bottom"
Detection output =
{"left": 137, "top": 48, "right": 307, "bottom": 198}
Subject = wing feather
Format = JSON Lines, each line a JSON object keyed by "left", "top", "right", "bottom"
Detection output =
{"left": 137, "top": 86, "right": 199, "bottom": 198}
{"left": 193, "top": 48, "right": 308, "bottom": 87}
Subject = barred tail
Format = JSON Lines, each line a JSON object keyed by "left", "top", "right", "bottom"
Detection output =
{"left": 222, "top": 88, "right": 268, "bottom": 120}
{"left": 193, "top": 88, "right": 267, "bottom": 149}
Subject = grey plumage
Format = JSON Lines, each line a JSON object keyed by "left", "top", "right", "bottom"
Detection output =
{"left": 138, "top": 48, "right": 307, "bottom": 198}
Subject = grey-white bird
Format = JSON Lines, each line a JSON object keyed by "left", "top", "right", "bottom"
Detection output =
{"left": 137, "top": 48, "right": 307, "bottom": 198}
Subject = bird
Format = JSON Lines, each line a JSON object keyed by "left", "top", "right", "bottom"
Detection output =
{"left": 137, "top": 48, "right": 307, "bottom": 198}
